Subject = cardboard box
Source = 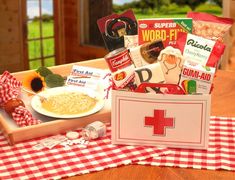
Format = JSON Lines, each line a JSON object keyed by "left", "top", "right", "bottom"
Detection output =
{"left": 0, "top": 59, "right": 111, "bottom": 145}
{"left": 138, "top": 18, "right": 192, "bottom": 47}
{"left": 112, "top": 89, "right": 211, "bottom": 149}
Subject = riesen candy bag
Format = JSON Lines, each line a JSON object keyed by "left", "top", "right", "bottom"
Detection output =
{"left": 187, "top": 12, "right": 234, "bottom": 43}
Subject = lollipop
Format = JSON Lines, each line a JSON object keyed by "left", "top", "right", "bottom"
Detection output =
{"left": 3, "top": 98, "right": 25, "bottom": 115}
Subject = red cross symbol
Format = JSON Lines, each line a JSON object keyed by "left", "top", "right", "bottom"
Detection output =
{"left": 145, "top": 110, "right": 174, "bottom": 135}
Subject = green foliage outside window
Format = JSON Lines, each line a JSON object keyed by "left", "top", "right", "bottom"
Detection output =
{"left": 113, "top": 0, "right": 222, "bottom": 17}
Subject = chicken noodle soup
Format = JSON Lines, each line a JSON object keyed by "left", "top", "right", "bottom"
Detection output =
{"left": 41, "top": 92, "right": 97, "bottom": 115}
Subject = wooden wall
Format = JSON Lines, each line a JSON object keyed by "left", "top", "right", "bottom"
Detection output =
{"left": 62, "top": 0, "right": 110, "bottom": 64}
{"left": 0, "top": 0, "right": 27, "bottom": 74}
{"left": 62, "top": 0, "right": 79, "bottom": 63}
{"left": 222, "top": 0, "right": 235, "bottom": 69}
{"left": 228, "top": 0, "right": 235, "bottom": 67}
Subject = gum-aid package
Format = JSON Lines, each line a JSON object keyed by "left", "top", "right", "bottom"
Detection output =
{"left": 179, "top": 62, "right": 215, "bottom": 94}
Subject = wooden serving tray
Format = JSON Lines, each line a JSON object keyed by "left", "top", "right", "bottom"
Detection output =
{"left": 0, "top": 58, "right": 111, "bottom": 145}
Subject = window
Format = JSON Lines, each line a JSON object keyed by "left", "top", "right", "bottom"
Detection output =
{"left": 26, "top": 0, "right": 55, "bottom": 69}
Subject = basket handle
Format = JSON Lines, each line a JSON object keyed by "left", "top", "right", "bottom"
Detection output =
{"left": 135, "top": 82, "right": 185, "bottom": 95}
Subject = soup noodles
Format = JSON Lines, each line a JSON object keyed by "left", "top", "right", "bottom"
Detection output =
{"left": 42, "top": 92, "right": 97, "bottom": 115}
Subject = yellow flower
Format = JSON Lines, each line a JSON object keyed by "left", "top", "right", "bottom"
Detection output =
{"left": 23, "top": 72, "right": 46, "bottom": 93}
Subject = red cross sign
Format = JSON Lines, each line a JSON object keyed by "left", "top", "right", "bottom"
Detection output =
{"left": 145, "top": 110, "right": 174, "bottom": 135}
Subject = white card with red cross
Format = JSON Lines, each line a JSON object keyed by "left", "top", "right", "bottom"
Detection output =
{"left": 111, "top": 90, "right": 211, "bottom": 149}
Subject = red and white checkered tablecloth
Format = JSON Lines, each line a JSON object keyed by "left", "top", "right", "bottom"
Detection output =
{"left": 0, "top": 117, "right": 235, "bottom": 180}
{"left": 0, "top": 125, "right": 169, "bottom": 180}
{"left": 137, "top": 116, "right": 235, "bottom": 171}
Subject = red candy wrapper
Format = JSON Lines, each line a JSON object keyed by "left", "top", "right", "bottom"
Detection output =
{"left": 187, "top": 12, "right": 234, "bottom": 43}
{"left": 0, "top": 72, "right": 21, "bottom": 105}
{"left": 176, "top": 32, "right": 225, "bottom": 68}
{"left": 0, "top": 71, "right": 41, "bottom": 127}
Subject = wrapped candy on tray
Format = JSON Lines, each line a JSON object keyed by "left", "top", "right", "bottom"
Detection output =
{"left": 0, "top": 71, "right": 41, "bottom": 127}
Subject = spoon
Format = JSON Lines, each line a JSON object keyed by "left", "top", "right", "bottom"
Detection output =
{"left": 21, "top": 87, "right": 47, "bottom": 102}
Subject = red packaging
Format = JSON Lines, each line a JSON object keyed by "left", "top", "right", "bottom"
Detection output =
{"left": 104, "top": 48, "right": 132, "bottom": 72}
{"left": 138, "top": 18, "right": 192, "bottom": 47}
{"left": 176, "top": 32, "right": 225, "bottom": 67}
{"left": 187, "top": 12, "right": 234, "bottom": 43}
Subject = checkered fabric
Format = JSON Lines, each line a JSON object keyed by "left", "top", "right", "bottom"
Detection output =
{"left": 0, "top": 71, "right": 41, "bottom": 127}
{"left": 0, "top": 117, "right": 234, "bottom": 180}
{"left": 137, "top": 116, "right": 235, "bottom": 171}
{"left": 0, "top": 71, "right": 21, "bottom": 105}
{"left": 12, "top": 106, "right": 41, "bottom": 127}
{"left": 0, "top": 125, "right": 169, "bottom": 180}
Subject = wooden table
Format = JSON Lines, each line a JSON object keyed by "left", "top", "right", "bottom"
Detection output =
{"left": 66, "top": 70, "right": 235, "bottom": 180}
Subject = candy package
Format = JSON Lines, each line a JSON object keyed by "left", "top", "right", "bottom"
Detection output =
{"left": 179, "top": 62, "right": 215, "bottom": 94}
{"left": 176, "top": 32, "right": 225, "bottom": 68}
{"left": 187, "top": 12, "right": 234, "bottom": 43}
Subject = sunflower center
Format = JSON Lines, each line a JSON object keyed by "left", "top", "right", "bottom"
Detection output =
{"left": 31, "top": 77, "right": 43, "bottom": 92}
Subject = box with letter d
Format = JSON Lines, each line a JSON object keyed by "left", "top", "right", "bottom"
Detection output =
{"left": 111, "top": 83, "right": 211, "bottom": 149}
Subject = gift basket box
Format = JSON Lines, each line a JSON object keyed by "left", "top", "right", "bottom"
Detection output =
{"left": 0, "top": 10, "right": 233, "bottom": 148}
{"left": 96, "top": 10, "right": 234, "bottom": 150}
{"left": 111, "top": 84, "right": 211, "bottom": 149}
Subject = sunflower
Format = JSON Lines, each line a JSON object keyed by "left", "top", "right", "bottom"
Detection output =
{"left": 23, "top": 72, "right": 46, "bottom": 93}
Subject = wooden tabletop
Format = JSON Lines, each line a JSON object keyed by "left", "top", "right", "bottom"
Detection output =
{"left": 65, "top": 70, "right": 235, "bottom": 180}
